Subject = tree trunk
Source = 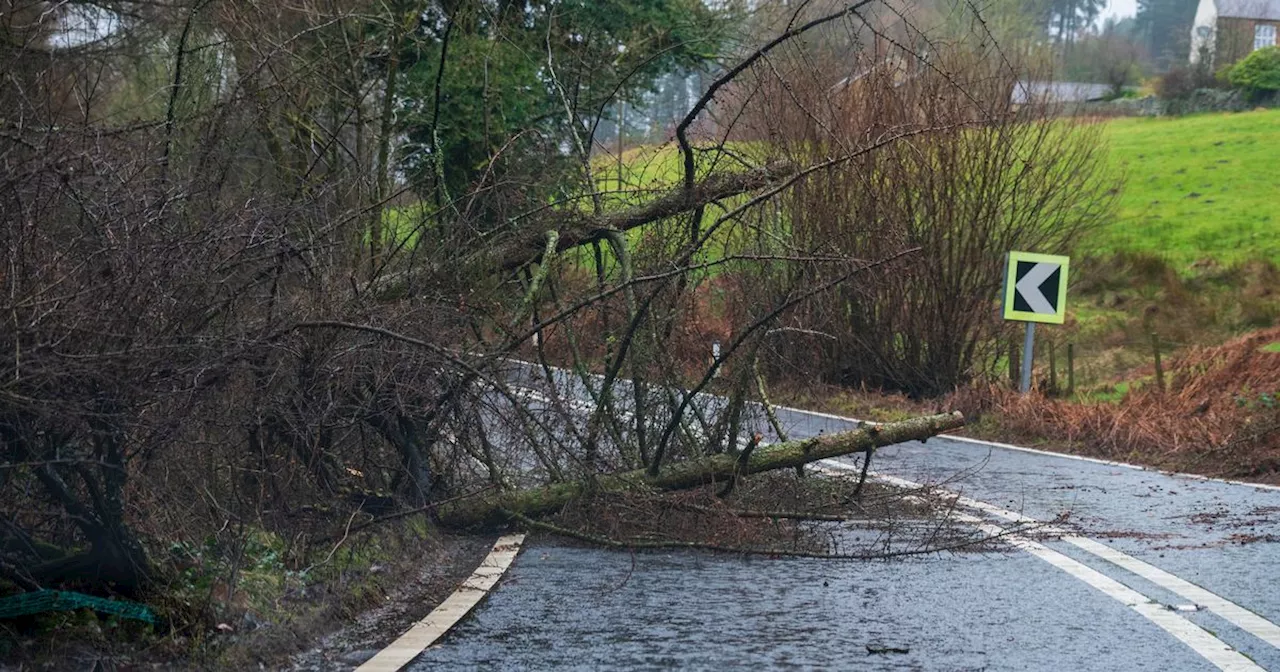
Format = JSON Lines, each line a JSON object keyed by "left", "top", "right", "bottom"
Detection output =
{"left": 437, "top": 412, "right": 964, "bottom": 528}
{"left": 364, "top": 412, "right": 434, "bottom": 507}
{"left": 25, "top": 534, "right": 151, "bottom": 594}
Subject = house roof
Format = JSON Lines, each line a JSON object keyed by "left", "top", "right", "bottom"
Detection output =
{"left": 1011, "top": 81, "right": 1113, "bottom": 105}
{"left": 1215, "top": 0, "right": 1280, "bottom": 20}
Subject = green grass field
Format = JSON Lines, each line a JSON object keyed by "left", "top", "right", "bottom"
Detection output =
{"left": 600, "top": 112, "right": 1280, "bottom": 270}
{"left": 1097, "top": 109, "right": 1280, "bottom": 267}
{"left": 384, "top": 110, "right": 1280, "bottom": 270}
{"left": 599, "top": 112, "right": 1280, "bottom": 271}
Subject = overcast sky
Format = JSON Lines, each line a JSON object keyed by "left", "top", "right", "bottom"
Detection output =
{"left": 1098, "top": 0, "right": 1140, "bottom": 23}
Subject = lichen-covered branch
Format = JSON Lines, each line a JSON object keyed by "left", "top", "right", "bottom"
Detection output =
{"left": 437, "top": 411, "right": 964, "bottom": 528}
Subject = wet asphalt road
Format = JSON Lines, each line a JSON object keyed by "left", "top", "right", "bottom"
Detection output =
{"left": 410, "top": 380, "right": 1280, "bottom": 670}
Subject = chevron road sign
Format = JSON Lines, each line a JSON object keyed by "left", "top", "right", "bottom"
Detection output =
{"left": 1002, "top": 251, "right": 1069, "bottom": 325}
{"left": 1002, "top": 251, "right": 1070, "bottom": 393}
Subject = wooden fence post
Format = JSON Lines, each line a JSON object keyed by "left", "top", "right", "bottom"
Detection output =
{"left": 1151, "top": 332, "right": 1165, "bottom": 392}
{"left": 1048, "top": 340, "right": 1058, "bottom": 396}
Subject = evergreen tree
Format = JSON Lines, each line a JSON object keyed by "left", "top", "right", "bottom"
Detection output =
{"left": 1048, "top": 0, "right": 1107, "bottom": 47}
{"left": 393, "top": 0, "right": 733, "bottom": 210}
{"left": 1136, "top": 0, "right": 1200, "bottom": 70}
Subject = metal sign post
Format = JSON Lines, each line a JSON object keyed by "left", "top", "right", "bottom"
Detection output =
{"left": 1021, "top": 323, "right": 1036, "bottom": 393}
{"left": 1002, "top": 251, "right": 1070, "bottom": 394}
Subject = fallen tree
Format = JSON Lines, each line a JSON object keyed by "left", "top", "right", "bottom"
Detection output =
{"left": 437, "top": 411, "right": 964, "bottom": 528}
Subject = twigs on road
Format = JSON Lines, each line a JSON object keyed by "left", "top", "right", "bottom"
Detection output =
{"left": 504, "top": 508, "right": 1032, "bottom": 561}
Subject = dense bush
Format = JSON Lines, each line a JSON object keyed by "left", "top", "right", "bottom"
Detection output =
{"left": 1228, "top": 46, "right": 1280, "bottom": 100}
{"left": 1155, "top": 64, "right": 1218, "bottom": 99}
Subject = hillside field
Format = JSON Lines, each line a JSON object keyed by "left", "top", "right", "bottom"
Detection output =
{"left": 595, "top": 110, "right": 1280, "bottom": 269}
{"left": 1097, "top": 109, "right": 1280, "bottom": 267}
{"left": 383, "top": 109, "right": 1279, "bottom": 270}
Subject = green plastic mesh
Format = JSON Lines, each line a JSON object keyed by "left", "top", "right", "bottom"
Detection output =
{"left": 0, "top": 589, "right": 155, "bottom": 624}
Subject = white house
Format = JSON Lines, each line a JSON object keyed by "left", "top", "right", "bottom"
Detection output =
{"left": 1190, "top": 0, "right": 1280, "bottom": 66}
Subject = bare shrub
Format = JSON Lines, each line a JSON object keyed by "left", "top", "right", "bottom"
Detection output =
{"left": 0, "top": 0, "right": 505, "bottom": 598}
{"left": 1155, "top": 63, "right": 1220, "bottom": 99}
{"left": 739, "top": 38, "right": 1117, "bottom": 397}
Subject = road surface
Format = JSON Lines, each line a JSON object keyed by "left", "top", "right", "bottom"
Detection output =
{"left": 407, "top": 376, "right": 1280, "bottom": 670}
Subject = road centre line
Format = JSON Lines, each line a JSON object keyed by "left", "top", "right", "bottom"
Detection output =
{"left": 357, "top": 534, "right": 525, "bottom": 672}
{"left": 1068, "top": 535, "right": 1280, "bottom": 650}
{"left": 939, "top": 485, "right": 1280, "bottom": 649}
{"left": 950, "top": 507, "right": 1262, "bottom": 672}
{"left": 819, "top": 460, "right": 1280, "bottom": 657}
{"left": 818, "top": 463, "right": 1262, "bottom": 672}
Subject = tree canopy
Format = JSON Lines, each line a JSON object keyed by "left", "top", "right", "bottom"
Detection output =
{"left": 394, "top": 0, "right": 733, "bottom": 206}
{"left": 1136, "top": 0, "right": 1199, "bottom": 69}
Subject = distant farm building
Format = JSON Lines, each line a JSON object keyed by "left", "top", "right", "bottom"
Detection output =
{"left": 1010, "top": 81, "right": 1113, "bottom": 108}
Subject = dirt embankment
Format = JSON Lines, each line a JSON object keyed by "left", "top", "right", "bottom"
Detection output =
{"left": 960, "top": 327, "right": 1280, "bottom": 481}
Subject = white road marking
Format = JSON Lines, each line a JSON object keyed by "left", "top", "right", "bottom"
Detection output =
{"left": 510, "top": 366, "right": 1280, "bottom": 663}
{"left": 820, "top": 460, "right": 1280, "bottom": 663}
{"left": 935, "top": 433, "right": 1280, "bottom": 493}
{"left": 1066, "top": 535, "right": 1280, "bottom": 650}
{"left": 357, "top": 534, "right": 526, "bottom": 672}
{"left": 952, "top": 507, "right": 1263, "bottom": 672}
{"left": 510, "top": 358, "right": 1280, "bottom": 491}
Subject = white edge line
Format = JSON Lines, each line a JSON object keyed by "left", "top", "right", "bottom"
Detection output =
{"left": 485, "top": 373, "right": 1277, "bottom": 665}
{"left": 519, "top": 379, "right": 1280, "bottom": 632}
{"left": 820, "top": 460, "right": 1280, "bottom": 657}
{"left": 816, "top": 461, "right": 1263, "bottom": 671}
{"left": 515, "top": 366, "right": 1280, "bottom": 640}
{"left": 507, "top": 358, "right": 1280, "bottom": 492}
{"left": 357, "top": 533, "right": 527, "bottom": 672}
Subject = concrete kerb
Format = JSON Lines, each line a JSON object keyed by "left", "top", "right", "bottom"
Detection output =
{"left": 357, "top": 534, "right": 526, "bottom": 672}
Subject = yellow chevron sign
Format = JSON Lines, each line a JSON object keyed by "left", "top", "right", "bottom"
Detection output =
{"left": 1002, "top": 251, "right": 1069, "bottom": 324}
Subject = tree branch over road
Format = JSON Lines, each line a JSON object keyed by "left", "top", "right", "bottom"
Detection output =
{"left": 438, "top": 412, "right": 965, "bottom": 528}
